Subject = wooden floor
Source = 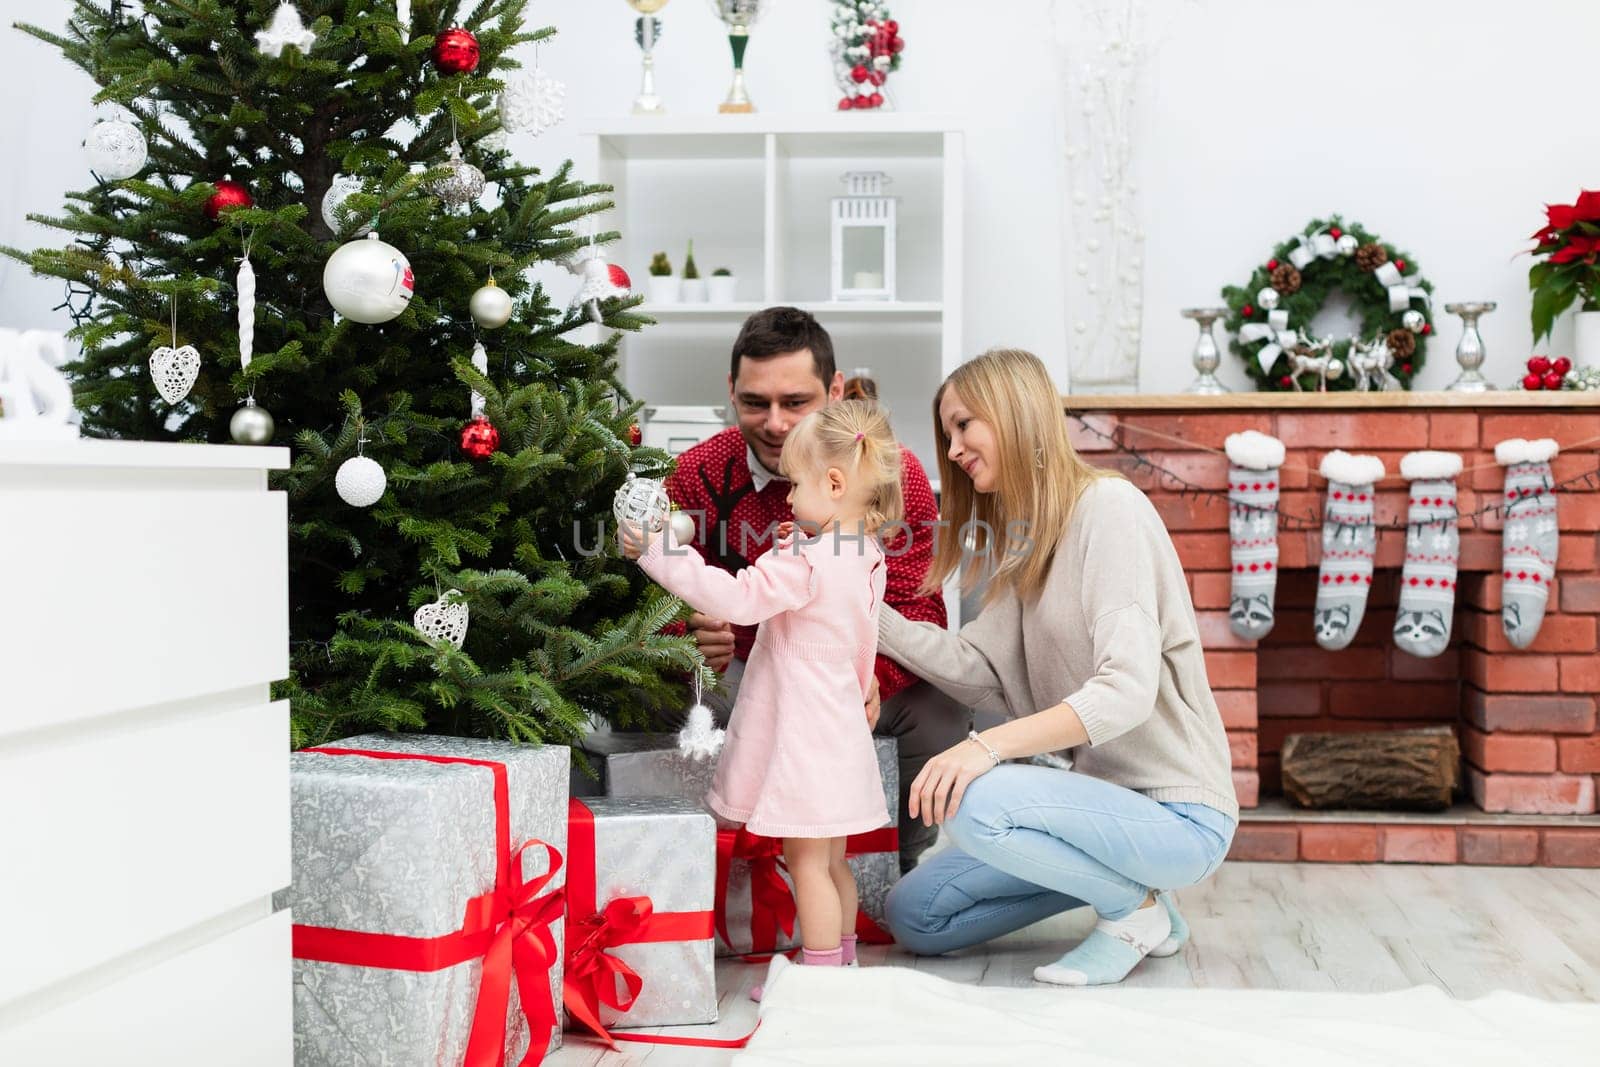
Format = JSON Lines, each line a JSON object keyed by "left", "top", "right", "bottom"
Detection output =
{"left": 549, "top": 860, "right": 1600, "bottom": 1066}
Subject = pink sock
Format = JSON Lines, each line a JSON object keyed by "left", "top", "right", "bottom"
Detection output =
{"left": 800, "top": 947, "right": 844, "bottom": 967}
{"left": 840, "top": 934, "right": 859, "bottom": 965}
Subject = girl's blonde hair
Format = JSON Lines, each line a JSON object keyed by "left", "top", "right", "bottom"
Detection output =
{"left": 779, "top": 399, "right": 904, "bottom": 538}
{"left": 923, "top": 347, "right": 1111, "bottom": 605}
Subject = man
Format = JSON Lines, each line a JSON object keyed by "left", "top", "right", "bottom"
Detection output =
{"left": 664, "top": 306, "right": 968, "bottom": 872}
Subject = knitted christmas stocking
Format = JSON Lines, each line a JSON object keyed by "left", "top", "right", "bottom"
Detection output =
{"left": 1393, "top": 451, "right": 1463, "bottom": 659}
{"left": 1496, "top": 438, "right": 1561, "bottom": 649}
{"left": 1224, "top": 431, "right": 1286, "bottom": 639}
{"left": 1313, "top": 451, "right": 1385, "bottom": 651}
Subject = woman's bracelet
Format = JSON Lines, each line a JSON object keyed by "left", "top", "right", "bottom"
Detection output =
{"left": 967, "top": 730, "right": 1002, "bottom": 766}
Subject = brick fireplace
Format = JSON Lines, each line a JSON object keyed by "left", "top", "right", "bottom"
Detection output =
{"left": 1068, "top": 394, "right": 1600, "bottom": 867}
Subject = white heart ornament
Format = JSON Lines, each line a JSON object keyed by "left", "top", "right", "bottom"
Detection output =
{"left": 414, "top": 594, "right": 469, "bottom": 649}
{"left": 149, "top": 344, "right": 200, "bottom": 404}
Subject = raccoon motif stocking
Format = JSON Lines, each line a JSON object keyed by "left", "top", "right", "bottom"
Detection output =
{"left": 1313, "top": 451, "right": 1385, "bottom": 651}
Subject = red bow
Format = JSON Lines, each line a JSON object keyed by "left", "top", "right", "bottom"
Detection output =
{"left": 714, "top": 827, "right": 797, "bottom": 956}
{"left": 292, "top": 747, "right": 565, "bottom": 1067}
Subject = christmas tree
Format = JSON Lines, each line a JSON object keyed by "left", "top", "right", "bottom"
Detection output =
{"left": 6, "top": 0, "right": 709, "bottom": 748}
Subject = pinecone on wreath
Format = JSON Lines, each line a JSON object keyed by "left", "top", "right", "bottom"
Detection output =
{"left": 1270, "top": 263, "right": 1302, "bottom": 294}
{"left": 1355, "top": 243, "right": 1388, "bottom": 272}
{"left": 1387, "top": 328, "right": 1417, "bottom": 359}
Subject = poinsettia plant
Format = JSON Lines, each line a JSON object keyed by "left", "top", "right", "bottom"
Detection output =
{"left": 1528, "top": 190, "right": 1600, "bottom": 342}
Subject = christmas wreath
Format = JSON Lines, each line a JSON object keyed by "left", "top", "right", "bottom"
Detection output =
{"left": 1222, "top": 216, "right": 1434, "bottom": 392}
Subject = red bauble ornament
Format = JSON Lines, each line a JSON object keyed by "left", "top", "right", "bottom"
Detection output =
{"left": 1544, "top": 370, "right": 1565, "bottom": 390}
{"left": 869, "top": 92, "right": 884, "bottom": 108}
{"left": 838, "top": 96, "right": 854, "bottom": 110}
{"left": 432, "top": 28, "right": 480, "bottom": 74}
{"left": 607, "top": 263, "right": 632, "bottom": 291}
{"left": 869, "top": 70, "right": 886, "bottom": 86}
{"left": 855, "top": 94, "right": 872, "bottom": 109}
{"left": 628, "top": 423, "right": 642, "bottom": 448}
{"left": 1241, "top": 304, "right": 1254, "bottom": 317}
{"left": 889, "top": 35, "right": 904, "bottom": 53}
{"left": 1523, "top": 372, "right": 1544, "bottom": 390}
{"left": 885, "top": 19, "right": 899, "bottom": 34}
{"left": 1553, "top": 356, "right": 1573, "bottom": 375}
{"left": 1329, "top": 227, "right": 1342, "bottom": 239}
{"left": 460, "top": 417, "right": 499, "bottom": 460}
{"left": 1528, "top": 355, "right": 1551, "bottom": 375}
{"left": 205, "top": 180, "right": 254, "bottom": 220}
{"left": 851, "top": 64, "right": 869, "bottom": 83}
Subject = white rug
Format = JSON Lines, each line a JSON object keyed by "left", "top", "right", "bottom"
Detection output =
{"left": 735, "top": 962, "right": 1600, "bottom": 1067}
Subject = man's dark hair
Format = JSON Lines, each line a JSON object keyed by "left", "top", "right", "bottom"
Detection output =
{"left": 730, "top": 306, "right": 837, "bottom": 386}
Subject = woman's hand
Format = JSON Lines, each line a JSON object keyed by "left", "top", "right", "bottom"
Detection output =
{"left": 908, "top": 736, "right": 997, "bottom": 827}
{"left": 864, "top": 676, "right": 881, "bottom": 730}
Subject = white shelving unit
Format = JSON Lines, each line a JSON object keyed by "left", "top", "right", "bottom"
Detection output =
{"left": 0, "top": 441, "right": 292, "bottom": 1065}
{"left": 576, "top": 113, "right": 964, "bottom": 479}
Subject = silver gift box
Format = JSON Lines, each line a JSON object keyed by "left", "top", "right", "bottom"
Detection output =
{"left": 569, "top": 796, "right": 718, "bottom": 1029}
{"left": 287, "top": 734, "right": 569, "bottom": 1067}
{"left": 594, "top": 733, "right": 899, "bottom": 955}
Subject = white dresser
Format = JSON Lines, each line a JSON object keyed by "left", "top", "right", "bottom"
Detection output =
{"left": 0, "top": 441, "right": 293, "bottom": 1065}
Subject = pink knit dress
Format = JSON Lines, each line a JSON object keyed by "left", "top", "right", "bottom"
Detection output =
{"left": 638, "top": 527, "right": 889, "bottom": 838}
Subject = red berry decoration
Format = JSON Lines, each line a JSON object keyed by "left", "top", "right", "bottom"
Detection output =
{"left": 889, "top": 35, "right": 904, "bottom": 53}
{"left": 628, "top": 423, "right": 642, "bottom": 448}
{"left": 1394, "top": 259, "right": 1405, "bottom": 272}
{"left": 856, "top": 94, "right": 872, "bottom": 108}
{"left": 838, "top": 96, "right": 854, "bottom": 110}
{"left": 460, "top": 416, "right": 499, "bottom": 460}
{"left": 1241, "top": 304, "right": 1254, "bottom": 317}
{"left": 869, "top": 92, "right": 884, "bottom": 108}
{"left": 204, "top": 179, "right": 254, "bottom": 220}
{"left": 1528, "top": 355, "right": 1551, "bottom": 375}
{"left": 1279, "top": 375, "right": 1293, "bottom": 388}
{"left": 1266, "top": 258, "right": 1278, "bottom": 271}
{"left": 1544, "top": 370, "right": 1565, "bottom": 390}
{"left": 1420, "top": 323, "right": 1431, "bottom": 335}
{"left": 851, "top": 64, "right": 869, "bottom": 83}
{"left": 1523, "top": 372, "right": 1544, "bottom": 390}
{"left": 869, "top": 70, "right": 886, "bottom": 86}
{"left": 1401, "top": 363, "right": 1413, "bottom": 374}
{"left": 1553, "top": 356, "right": 1573, "bottom": 375}
{"left": 432, "top": 27, "right": 480, "bottom": 74}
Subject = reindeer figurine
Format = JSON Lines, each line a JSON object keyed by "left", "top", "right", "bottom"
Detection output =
{"left": 1348, "top": 335, "right": 1402, "bottom": 392}
{"left": 1285, "top": 333, "right": 1344, "bottom": 392}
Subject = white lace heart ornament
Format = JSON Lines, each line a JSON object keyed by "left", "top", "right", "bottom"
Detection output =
{"left": 414, "top": 592, "right": 469, "bottom": 649}
{"left": 149, "top": 344, "right": 201, "bottom": 404}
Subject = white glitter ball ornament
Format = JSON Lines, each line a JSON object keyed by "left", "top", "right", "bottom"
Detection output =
{"left": 320, "top": 174, "right": 372, "bottom": 235}
{"left": 84, "top": 113, "right": 148, "bottom": 180}
{"left": 430, "top": 139, "right": 485, "bottom": 209}
{"left": 335, "top": 455, "right": 387, "bottom": 507}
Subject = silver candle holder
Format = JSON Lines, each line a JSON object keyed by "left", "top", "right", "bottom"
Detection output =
{"left": 1181, "top": 308, "right": 1230, "bottom": 394}
{"left": 1444, "top": 301, "right": 1497, "bottom": 392}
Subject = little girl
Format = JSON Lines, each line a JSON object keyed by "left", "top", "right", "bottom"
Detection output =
{"left": 619, "top": 399, "right": 902, "bottom": 985}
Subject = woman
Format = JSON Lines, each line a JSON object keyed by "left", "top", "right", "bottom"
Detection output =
{"left": 879, "top": 348, "right": 1237, "bottom": 987}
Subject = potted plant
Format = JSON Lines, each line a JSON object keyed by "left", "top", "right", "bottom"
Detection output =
{"left": 680, "top": 240, "right": 707, "bottom": 302}
{"left": 647, "top": 251, "right": 678, "bottom": 304}
{"left": 708, "top": 266, "right": 738, "bottom": 304}
{"left": 1529, "top": 190, "right": 1600, "bottom": 363}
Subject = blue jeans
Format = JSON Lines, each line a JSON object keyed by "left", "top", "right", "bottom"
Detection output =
{"left": 885, "top": 764, "right": 1236, "bottom": 956}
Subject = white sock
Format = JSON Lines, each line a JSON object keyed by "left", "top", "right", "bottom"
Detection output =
{"left": 1034, "top": 898, "right": 1171, "bottom": 987}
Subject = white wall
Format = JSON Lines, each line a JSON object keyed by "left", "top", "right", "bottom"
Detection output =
{"left": 4, "top": 0, "right": 1597, "bottom": 400}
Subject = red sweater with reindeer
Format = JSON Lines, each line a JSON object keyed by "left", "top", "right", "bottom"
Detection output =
{"left": 663, "top": 427, "right": 947, "bottom": 701}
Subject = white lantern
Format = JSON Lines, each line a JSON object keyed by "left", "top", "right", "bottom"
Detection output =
{"left": 830, "top": 170, "right": 897, "bottom": 302}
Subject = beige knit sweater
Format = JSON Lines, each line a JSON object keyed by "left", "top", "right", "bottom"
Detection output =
{"left": 878, "top": 476, "right": 1239, "bottom": 820}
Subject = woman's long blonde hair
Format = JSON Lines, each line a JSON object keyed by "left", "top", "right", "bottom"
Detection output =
{"left": 779, "top": 399, "right": 904, "bottom": 537}
{"left": 923, "top": 348, "right": 1109, "bottom": 604}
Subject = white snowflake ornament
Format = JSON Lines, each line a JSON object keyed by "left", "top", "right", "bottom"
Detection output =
{"left": 499, "top": 69, "right": 566, "bottom": 136}
{"left": 256, "top": 2, "right": 316, "bottom": 58}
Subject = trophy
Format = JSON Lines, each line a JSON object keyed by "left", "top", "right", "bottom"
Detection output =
{"left": 628, "top": 0, "right": 669, "bottom": 115}
{"left": 709, "top": 0, "right": 764, "bottom": 113}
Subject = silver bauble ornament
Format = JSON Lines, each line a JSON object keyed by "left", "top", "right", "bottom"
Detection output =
{"left": 1402, "top": 309, "right": 1426, "bottom": 333}
{"left": 613, "top": 472, "right": 671, "bottom": 532}
{"left": 1335, "top": 233, "right": 1358, "bottom": 256}
{"left": 1325, "top": 358, "right": 1345, "bottom": 380}
{"left": 320, "top": 174, "right": 372, "bottom": 235}
{"left": 229, "top": 399, "right": 276, "bottom": 444}
{"left": 430, "top": 139, "right": 485, "bottom": 209}
{"left": 1256, "top": 286, "right": 1280, "bottom": 311}
{"left": 84, "top": 114, "right": 148, "bottom": 180}
{"left": 323, "top": 231, "right": 415, "bottom": 324}
{"left": 469, "top": 277, "right": 514, "bottom": 329}
{"left": 335, "top": 455, "right": 387, "bottom": 507}
{"left": 668, "top": 508, "right": 696, "bottom": 545}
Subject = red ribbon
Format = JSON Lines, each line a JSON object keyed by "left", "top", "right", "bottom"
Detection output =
{"left": 563, "top": 798, "right": 716, "bottom": 1049}
{"left": 712, "top": 825, "right": 900, "bottom": 956}
{"left": 291, "top": 747, "right": 565, "bottom": 1067}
